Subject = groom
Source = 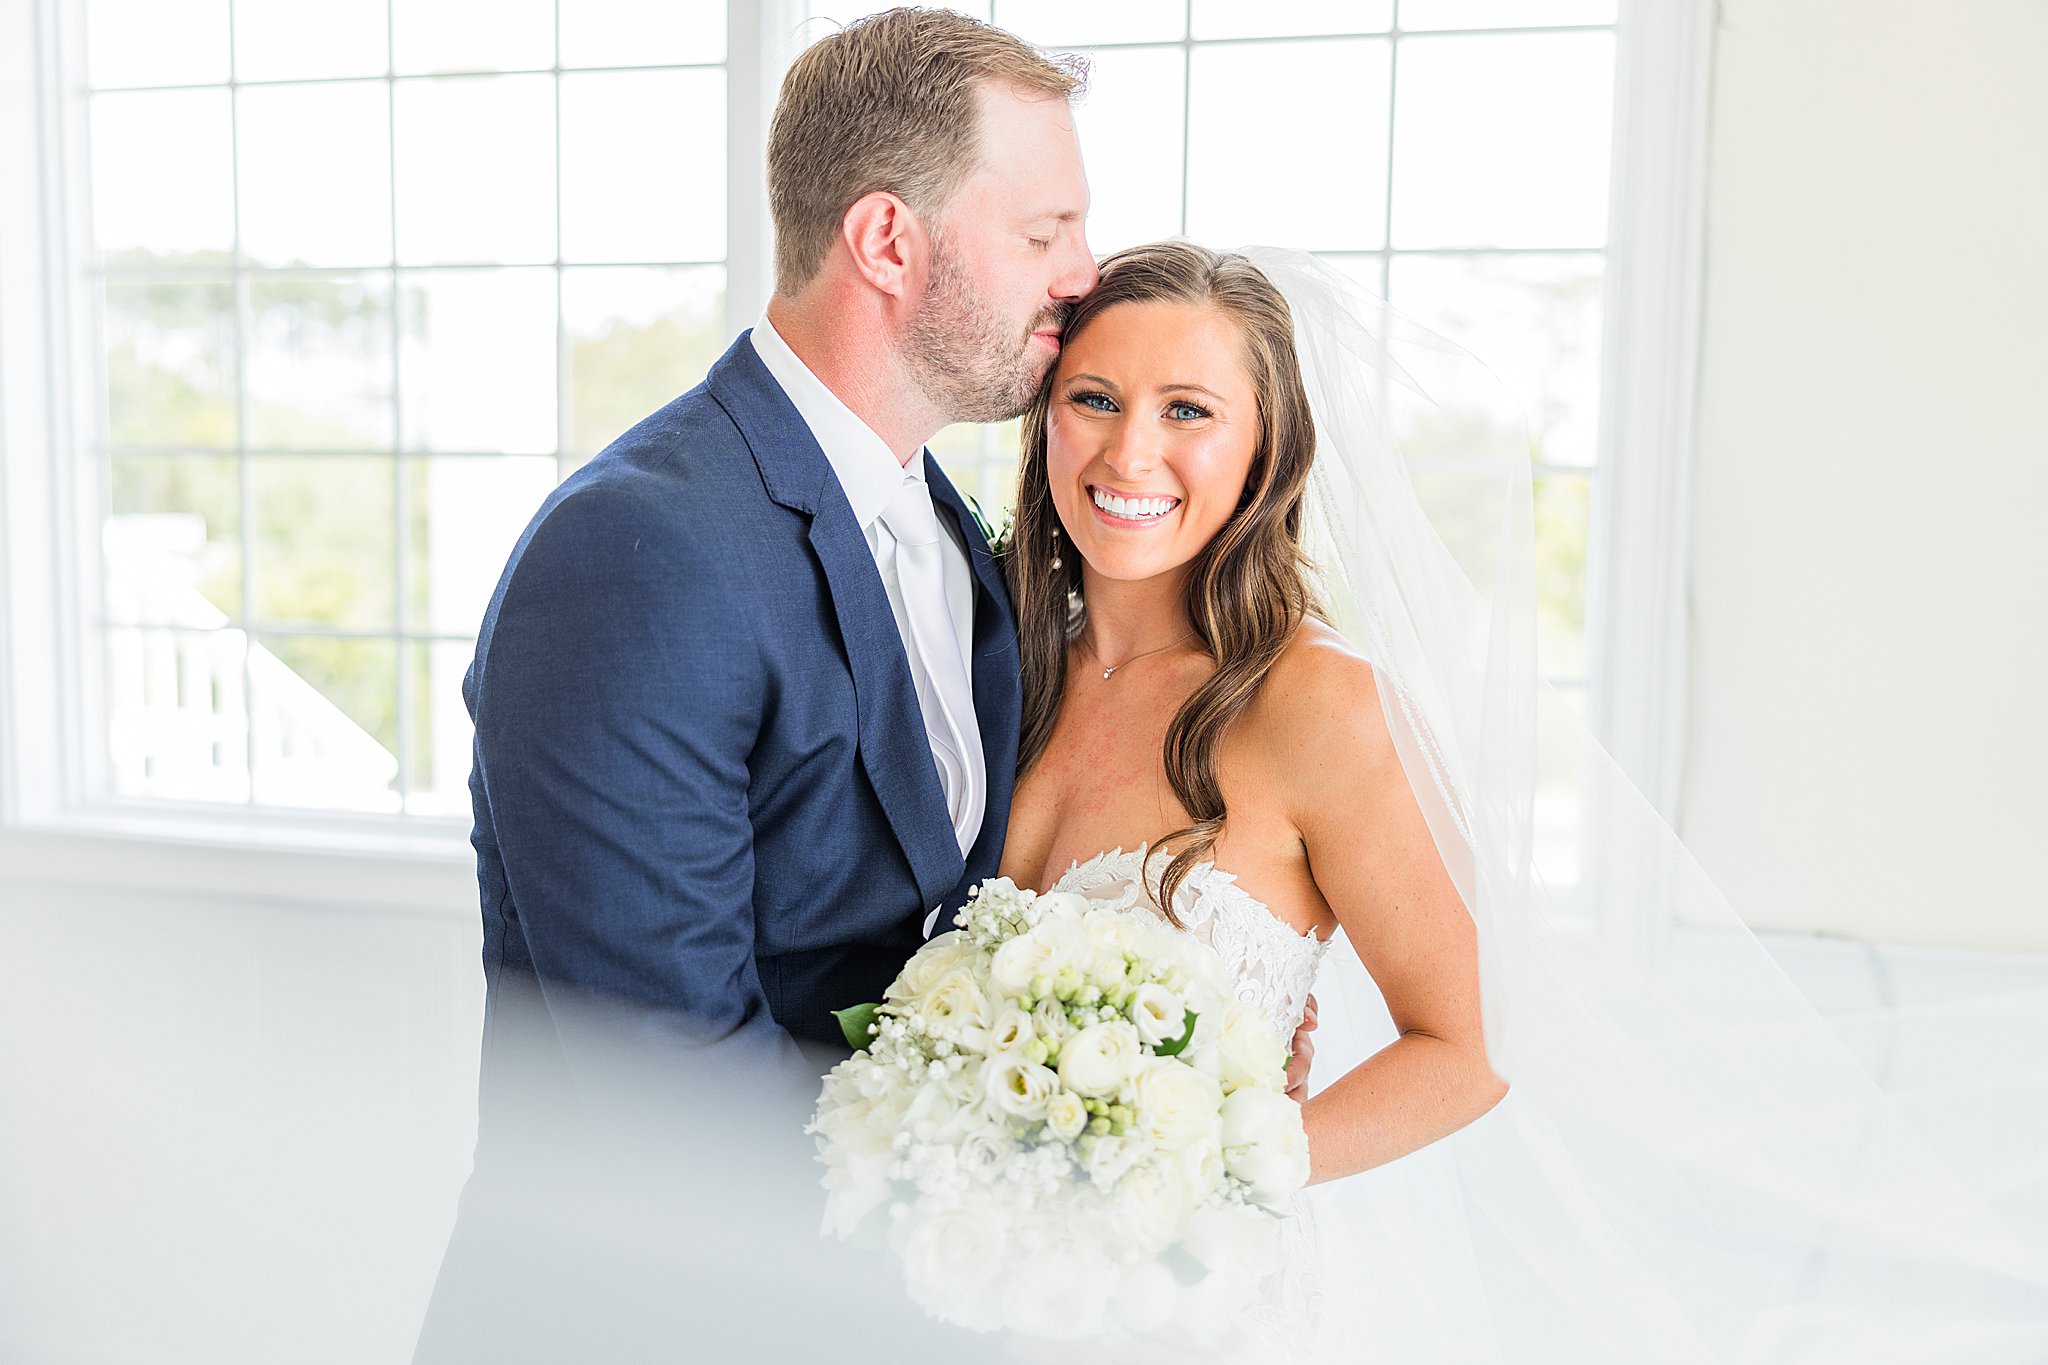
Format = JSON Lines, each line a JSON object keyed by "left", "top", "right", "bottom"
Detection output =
{"left": 463, "top": 9, "right": 1093, "bottom": 1082}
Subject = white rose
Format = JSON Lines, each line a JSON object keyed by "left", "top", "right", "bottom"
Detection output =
{"left": 921, "top": 966, "right": 993, "bottom": 1050}
{"left": 1043, "top": 1089, "right": 1088, "bottom": 1141}
{"left": 884, "top": 931, "right": 979, "bottom": 1010}
{"left": 1084, "top": 1132, "right": 1148, "bottom": 1191}
{"left": 1114, "top": 1259, "right": 1179, "bottom": 1335}
{"left": 1000, "top": 1242, "right": 1114, "bottom": 1340}
{"left": 1128, "top": 982, "right": 1188, "bottom": 1048}
{"left": 1217, "top": 1000, "right": 1290, "bottom": 1093}
{"left": 1129, "top": 1055, "right": 1224, "bottom": 1154}
{"left": 985, "top": 1005, "right": 1036, "bottom": 1055}
{"left": 983, "top": 1054, "right": 1059, "bottom": 1120}
{"left": 1182, "top": 1202, "right": 1285, "bottom": 1285}
{"left": 1057, "top": 1020, "right": 1144, "bottom": 1098}
{"left": 895, "top": 1204, "right": 1009, "bottom": 1330}
{"left": 1033, "top": 890, "right": 1090, "bottom": 922}
{"left": 1218, "top": 1086, "right": 1311, "bottom": 1206}
{"left": 1033, "top": 996, "right": 1072, "bottom": 1046}
{"left": 988, "top": 916, "right": 1088, "bottom": 999}
{"left": 1107, "top": 1156, "right": 1195, "bottom": 1249}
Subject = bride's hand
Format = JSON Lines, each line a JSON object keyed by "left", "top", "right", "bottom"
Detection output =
{"left": 1285, "top": 992, "right": 1318, "bottom": 1101}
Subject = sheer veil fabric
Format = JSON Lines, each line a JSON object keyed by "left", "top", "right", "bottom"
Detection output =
{"left": 1233, "top": 247, "right": 2048, "bottom": 1363}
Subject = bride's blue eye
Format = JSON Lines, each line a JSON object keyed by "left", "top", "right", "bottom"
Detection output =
{"left": 1071, "top": 391, "right": 1117, "bottom": 412}
{"left": 1166, "top": 400, "right": 1211, "bottom": 422}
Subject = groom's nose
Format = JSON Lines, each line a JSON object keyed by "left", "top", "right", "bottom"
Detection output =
{"left": 1052, "top": 240, "right": 1098, "bottom": 302}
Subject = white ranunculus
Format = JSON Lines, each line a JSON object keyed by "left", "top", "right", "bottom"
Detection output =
{"left": 921, "top": 966, "right": 993, "bottom": 1050}
{"left": 1128, "top": 982, "right": 1188, "bottom": 1048}
{"left": 1057, "top": 1019, "right": 1144, "bottom": 1098}
{"left": 884, "top": 930, "right": 980, "bottom": 1010}
{"left": 1044, "top": 1089, "right": 1088, "bottom": 1141}
{"left": 1129, "top": 1055, "right": 1225, "bottom": 1154}
{"left": 1217, "top": 999, "right": 1290, "bottom": 1093}
{"left": 986, "top": 1005, "right": 1035, "bottom": 1054}
{"left": 1218, "top": 1085, "right": 1311, "bottom": 1206}
{"left": 983, "top": 1054, "right": 1059, "bottom": 1120}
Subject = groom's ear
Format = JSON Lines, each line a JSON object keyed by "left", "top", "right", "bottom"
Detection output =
{"left": 840, "top": 190, "right": 924, "bottom": 301}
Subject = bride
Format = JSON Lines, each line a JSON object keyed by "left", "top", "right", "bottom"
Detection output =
{"left": 989, "top": 240, "right": 2048, "bottom": 1362}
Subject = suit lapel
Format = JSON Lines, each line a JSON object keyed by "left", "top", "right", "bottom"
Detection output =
{"left": 707, "top": 333, "right": 963, "bottom": 910}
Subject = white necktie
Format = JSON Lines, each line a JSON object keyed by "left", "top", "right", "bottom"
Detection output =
{"left": 877, "top": 475, "right": 983, "bottom": 858}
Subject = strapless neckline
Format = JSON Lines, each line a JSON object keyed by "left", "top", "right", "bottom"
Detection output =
{"left": 1048, "top": 843, "right": 1334, "bottom": 1039}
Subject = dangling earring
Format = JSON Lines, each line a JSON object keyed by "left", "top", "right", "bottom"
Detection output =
{"left": 1050, "top": 525, "right": 1063, "bottom": 572}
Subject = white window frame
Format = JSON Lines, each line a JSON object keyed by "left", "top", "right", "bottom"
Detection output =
{"left": 0, "top": 0, "right": 1710, "bottom": 905}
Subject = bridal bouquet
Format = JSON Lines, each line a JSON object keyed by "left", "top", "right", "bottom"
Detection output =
{"left": 807, "top": 877, "right": 1311, "bottom": 1340}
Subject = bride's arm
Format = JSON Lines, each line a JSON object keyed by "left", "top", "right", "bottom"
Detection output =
{"left": 1272, "top": 638, "right": 1509, "bottom": 1186}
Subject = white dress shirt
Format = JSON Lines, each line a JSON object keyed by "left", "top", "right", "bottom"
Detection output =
{"left": 750, "top": 314, "right": 984, "bottom": 858}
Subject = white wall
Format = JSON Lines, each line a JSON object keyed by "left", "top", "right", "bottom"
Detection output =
{"left": 1682, "top": 0, "right": 2048, "bottom": 951}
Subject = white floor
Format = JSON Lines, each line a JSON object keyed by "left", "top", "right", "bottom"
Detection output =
{"left": 0, "top": 874, "right": 2043, "bottom": 1365}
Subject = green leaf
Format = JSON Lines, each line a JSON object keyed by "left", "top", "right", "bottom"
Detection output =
{"left": 834, "top": 1001, "right": 882, "bottom": 1052}
{"left": 1154, "top": 1008, "right": 1199, "bottom": 1058}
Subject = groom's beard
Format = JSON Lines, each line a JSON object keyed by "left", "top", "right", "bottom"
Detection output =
{"left": 905, "top": 236, "right": 1068, "bottom": 426}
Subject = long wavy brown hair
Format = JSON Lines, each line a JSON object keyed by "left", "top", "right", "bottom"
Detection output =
{"left": 1006, "top": 242, "right": 1326, "bottom": 924}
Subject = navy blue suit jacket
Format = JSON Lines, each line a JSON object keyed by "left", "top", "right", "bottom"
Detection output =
{"left": 463, "top": 331, "right": 1021, "bottom": 1067}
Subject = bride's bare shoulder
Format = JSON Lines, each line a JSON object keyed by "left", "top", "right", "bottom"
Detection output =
{"left": 1245, "top": 618, "right": 1402, "bottom": 784}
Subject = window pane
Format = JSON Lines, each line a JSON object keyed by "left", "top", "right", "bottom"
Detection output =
{"left": 1192, "top": 0, "right": 1393, "bottom": 39}
{"left": 400, "top": 268, "right": 557, "bottom": 453}
{"left": 106, "top": 456, "right": 243, "bottom": 624}
{"left": 1389, "top": 252, "right": 1604, "bottom": 467}
{"left": 1071, "top": 46, "right": 1184, "bottom": 254}
{"left": 407, "top": 639, "right": 475, "bottom": 816}
{"left": 560, "top": 70, "right": 726, "bottom": 264}
{"left": 104, "top": 280, "right": 238, "bottom": 449}
{"left": 1188, "top": 40, "right": 1391, "bottom": 251}
{"left": 410, "top": 455, "right": 558, "bottom": 636}
{"left": 563, "top": 266, "right": 723, "bottom": 458}
{"left": 1391, "top": 31, "right": 1614, "bottom": 249}
{"left": 91, "top": 90, "right": 235, "bottom": 261}
{"left": 250, "top": 455, "right": 395, "bottom": 629}
{"left": 246, "top": 274, "right": 395, "bottom": 450}
{"left": 1534, "top": 472, "right": 1591, "bottom": 680}
{"left": 84, "top": 0, "right": 229, "bottom": 89}
{"left": 233, "top": 0, "right": 387, "bottom": 81}
{"left": 561, "top": 0, "right": 724, "bottom": 68}
{"left": 252, "top": 633, "right": 399, "bottom": 811}
{"left": 992, "top": 0, "right": 1183, "bottom": 45}
{"left": 393, "top": 76, "right": 555, "bottom": 266}
{"left": 930, "top": 419, "right": 1021, "bottom": 518}
{"left": 237, "top": 84, "right": 392, "bottom": 269}
{"left": 391, "top": 0, "right": 552, "bottom": 75}
{"left": 105, "top": 626, "right": 250, "bottom": 803}
{"left": 1397, "top": 0, "right": 1616, "bottom": 31}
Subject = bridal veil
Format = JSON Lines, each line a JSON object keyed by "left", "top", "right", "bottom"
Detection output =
{"left": 1237, "top": 245, "right": 2048, "bottom": 1364}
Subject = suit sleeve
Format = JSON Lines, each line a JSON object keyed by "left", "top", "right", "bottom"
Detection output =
{"left": 471, "top": 482, "right": 802, "bottom": 1073}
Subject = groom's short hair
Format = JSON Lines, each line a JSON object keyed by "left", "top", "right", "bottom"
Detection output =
{"left": 768, "top": 8, "right": 1087, "bottom": 294}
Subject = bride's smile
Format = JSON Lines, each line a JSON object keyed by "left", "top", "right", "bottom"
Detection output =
{"left": 1045, "top": 299, "right": 1259, "bottom": 586}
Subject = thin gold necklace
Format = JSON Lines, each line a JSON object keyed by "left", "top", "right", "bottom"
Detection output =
{"left": 1085, "top": 630, "right": 1194, "bottom": 681}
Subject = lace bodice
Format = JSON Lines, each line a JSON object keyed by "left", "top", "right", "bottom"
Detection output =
{"left": 1050, "top": 844, "right": 1334, "bottom": 1040}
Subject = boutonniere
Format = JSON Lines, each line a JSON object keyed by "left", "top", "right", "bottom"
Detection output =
{"left": 966, "top": 494, "right": 1014, "bottom": 558}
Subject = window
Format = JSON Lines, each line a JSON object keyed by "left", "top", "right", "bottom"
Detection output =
{"left": 75, "top": 0, "right": 729, "bottom": 820}
{"left": 5, "top": 0, "right": 1703, "bottom": 877}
